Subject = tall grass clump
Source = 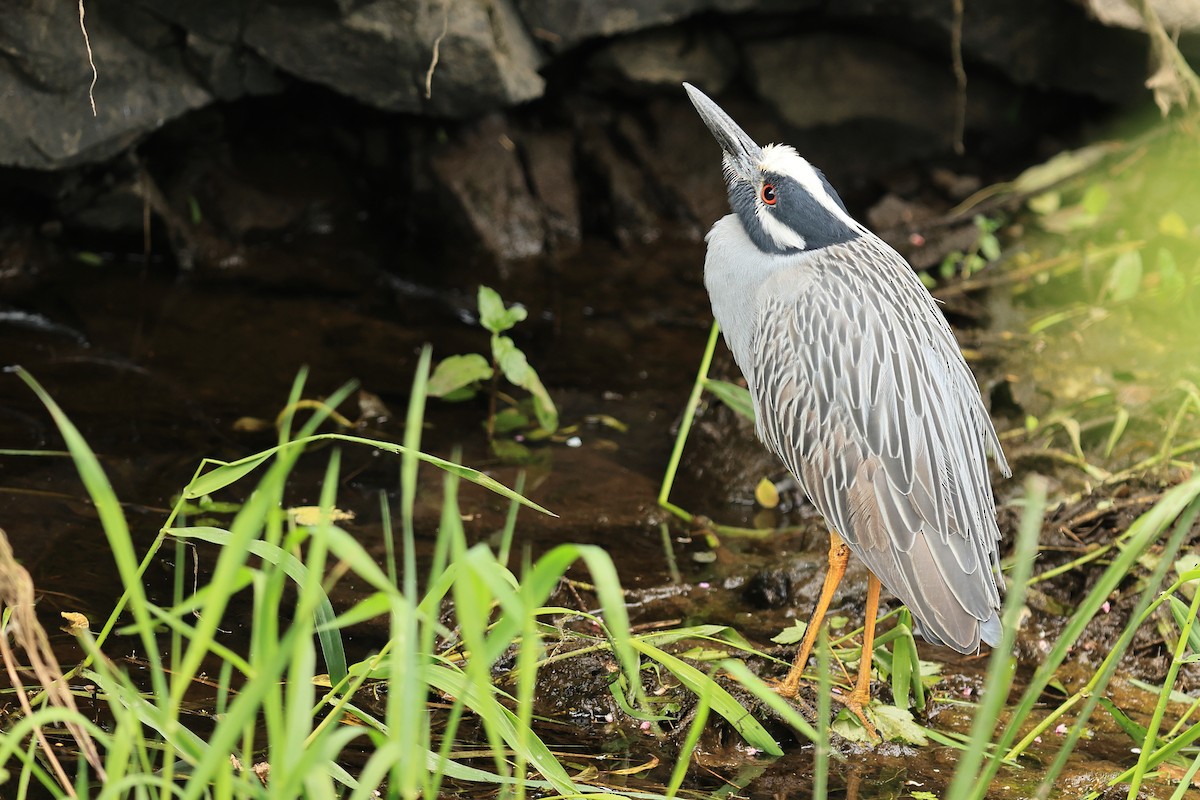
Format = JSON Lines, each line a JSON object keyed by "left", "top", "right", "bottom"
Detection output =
{"left": 1, "top": 352, "right": 800, "bottom": 799}
{"left": 0, "top": 356, "right": 631, "bottom": 798}
{"left": 937, "top": 472, "right": 1200, "bottom": 800}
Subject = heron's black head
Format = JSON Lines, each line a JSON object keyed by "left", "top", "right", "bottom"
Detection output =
{"left": 683, "top": 83, "right": 861, "bottom": 255}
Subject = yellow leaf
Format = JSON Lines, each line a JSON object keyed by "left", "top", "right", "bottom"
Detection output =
{"left": 754, "top": 477, "right": 780, "bottom": 509}
{"left": 288, "top": 506, "right": 355, "bottom": 526}
{"left": 60, "top": 612, "right": 90, "bottom": 631}
{"left": 1158, "top": 211, "right": 1188, "bottom": 238}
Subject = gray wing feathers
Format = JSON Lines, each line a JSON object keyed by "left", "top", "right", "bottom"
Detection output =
{"left": 749, "top": 237, "right": 1006, "bottom": 652}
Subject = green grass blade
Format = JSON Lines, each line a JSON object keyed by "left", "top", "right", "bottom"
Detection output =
{"left": 424, "top": 663, "right": 580, "bottom": 796}
{"left": 948, "top": 474, "right": 1045, "bottom": 800}
{"left": 573, "top": 545, "right": 640, "bottom": 702}
{"left": 167, "top": 525, "right": 346, "bottom": 682}
{"left": 658, "top": 321, "right": 720, "bottom": 519}
{"left": 1127, "top": 577, "right": 1200, "bottom": 797}
{"left": 891, "top": 623, "right": 913, "bottom": 710}
{"left": 989, "top": 470, "right": 1200, "bottom": 786}
{"left": 718, "top": 659, "right": 819, "bottom": 749}
{"left": 632, "top": 641, "right": 784, "bottom": 756}
{"left": 306, "top": 451, "right": 349, "bottom": 684}
{"left": 814, "top": 626, "right": 832, "bottom": 800}
{"left": 183, "top": 433, "right": 553, "bottom": 514}
{"left": 1034, "top": 494, "right": 1200, "bottom": 793}
{"left": 666, "top": 667, "right": 712, "bottom": 798}
{"left": 11, "top": 367, "right": 169, "bottom": 700}
{"left": 703, "top": 378, "right": 755, "bottom": 422}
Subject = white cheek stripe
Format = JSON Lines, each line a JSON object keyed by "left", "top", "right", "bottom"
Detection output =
{"left": 756, "top": 203, "right": 806, "bottom": 250}
{"left": 758, "top": 144, "right": 864, "bottom": 233}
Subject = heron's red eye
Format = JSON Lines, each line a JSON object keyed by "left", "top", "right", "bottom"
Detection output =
{"left": 761, "top": 183, "right": 777, "bottom": 205}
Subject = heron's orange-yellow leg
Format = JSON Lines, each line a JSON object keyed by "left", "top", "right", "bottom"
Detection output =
{"left": 844, "top": 572, "right": 881, "bottom": 721}
{"left": 777, "top": 531, "right": 850, "bottom": 698}
{"left": 777, "top": 535, "right": 882, "bottom": 740}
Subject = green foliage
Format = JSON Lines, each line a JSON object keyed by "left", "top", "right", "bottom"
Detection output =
{"left": 428, "top": 286, "right": 559, "bottom": 450}
{"left": 3, "top": 365, "right": 585, "bottom": 797}
{"left": 705, "top": 378, "right": 755, "bottom": 422}
{"left": 1001, "top": 123, "right": 1200, "bottom": 494}
{"left": 4, "top": 364, "right": 805, "bottom": 799}
{"left": 426, "top": 353, "right": 491, "bottom": 400}
{"left": 658, "top": 323, "right": 772, "bottom": 537}
{"left": 938, "top": 214, "right": 1004, "bottom": 280}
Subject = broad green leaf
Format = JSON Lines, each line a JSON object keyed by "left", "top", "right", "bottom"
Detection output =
{"left": 183, "top": 453, "right": 273, "bottom": 498}
{"left": 704, "top": 378, "right": 755, "bottom": 422}
{"left": 493, "top": 336, "right": 557, "bottom": 432}
{"left": 1157, "top": 248, "right": 1186, "bottom": 298}
{"left": 492, "top": 407, "right": 529, "bottom": 433}
{"left": 973, "top": 214, "right": 1001, "bottom": 234}
{"left": 427, "top": 354, "right": 493, "bottom": 397}
{"left": 834, "top": 703, "right": 927, "bottom": 745}
{"left": 478, "top": 285, "right": 506, "bottom": 331}
{"left": 979, "top": 233, "right": 1001, "bottom": 262}
{"left": 521, "top": 369, "right": 557, "bottom": 432}
{"left": 490, "top": 437, "right": 533, "bottom": 462}
{"left": 940, "top": 252, "right": 960, "bottom": 278}
{"left": 478, "top": 285, "right": 527, "bottom": 334}
{"left": 771, "top": 621, "right": 807, "bottom": 645}
{"left": 493, "top": 335, "right": 528, "bottom": 383}
{"left": 1105, "top": 250, "right": 1143, "bottom": 302}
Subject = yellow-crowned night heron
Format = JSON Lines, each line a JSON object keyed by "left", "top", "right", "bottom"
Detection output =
{"left": 683, "top": 83, "right": 1010, "bottom": 724}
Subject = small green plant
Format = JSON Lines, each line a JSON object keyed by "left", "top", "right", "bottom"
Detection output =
{"left": 938, "top": 214, "right": 1003, "bottom": 281}
{"left": 427, "top": 286, "right": 558, "bottom": 451}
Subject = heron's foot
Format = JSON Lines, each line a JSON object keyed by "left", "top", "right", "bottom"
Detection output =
{"left": 833, "top": 688, "right": 880, "bottom": 742}
{"left": 773, "top": 670, "right": 802, "bottom": 700}
{"left": 774, "top": 673, "right": 882, "bottom": 742}
{"left": 765, "top": 676, "right": 819, "bottom": 721}
{"left": 770, "top": 673, "right": 881, "bottom": 742}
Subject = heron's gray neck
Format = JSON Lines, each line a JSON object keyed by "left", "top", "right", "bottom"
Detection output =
{"left": 704, "top": 215, "right": 820, "bottom": 380}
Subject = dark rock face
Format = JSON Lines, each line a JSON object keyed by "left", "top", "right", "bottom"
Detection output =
{"left": 0, "top": 1, "right": 212, "bottom": 170}
{"left": 516, "top": 0, "right": 763, "bottom": 52}
{"left": 429, "top": 114, "right": 547, "bottom": 261}
{"left": 235, "top": 0, "right": 545, "bottom": 116}
{"left": 828, "top": 0, "right": 1153, "bottom": 100}
{"left": 0, "top": 0, "right": 545, "bottom": 169}
{"left": 0, "top": 0, "right": 1189, "bottom": 263}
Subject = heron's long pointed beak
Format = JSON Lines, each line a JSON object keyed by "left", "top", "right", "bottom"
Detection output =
{"left": 683, "top": 82, "right": 762, "bottom": 182}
